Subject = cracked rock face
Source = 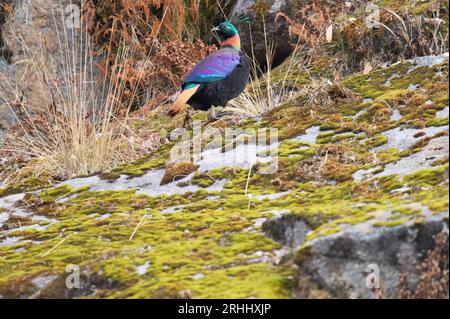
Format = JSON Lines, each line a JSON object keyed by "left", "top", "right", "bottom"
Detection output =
{"left": 262, "top": 214, "right": 311, "bottom": 248}
{"left": 0, "top": 0, "right": 83, "bottom": 132}
{"left": 297, "top": 217, "right": 449, "bottom": 299}
{"left": 230, "top": 0, "right": 294, "bottom": 69}
{"left": 0, "top": 59, "right": 15, "bottom": 140}
{"left": 1, "top": 0, "right": 73, "bottom": 104}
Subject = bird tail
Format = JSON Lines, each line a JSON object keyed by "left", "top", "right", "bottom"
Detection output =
{"left": 168, "top": 84, "right": 200, "bottom": 116}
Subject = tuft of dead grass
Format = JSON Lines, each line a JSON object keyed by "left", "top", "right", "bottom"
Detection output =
{"left": 83, "top": 0, "right": 218, "bottom": 111}
{"left": 398, "top": 231, "right": 449, "bottom": 299}
{"left": 0, "top": 5, "right": 149, "bottom": 182}
{"left": 341, "top": 3, "right": 449, "bottom": 71}
{"left": 226, "top": 18, "right": 308, "bottom": 116}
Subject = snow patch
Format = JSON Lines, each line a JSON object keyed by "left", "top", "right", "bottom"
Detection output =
{"left": 291, "top": 126, "right": 321, "bottom": 144}
{"left": 374, "top": 125, "right": 448, "bottom": 152}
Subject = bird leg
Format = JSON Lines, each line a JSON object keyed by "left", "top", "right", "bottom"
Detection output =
{"left": 183, "top": 108, "right": 193, "bottom": 129}
{"left": 208, "top": 106, "right": 218, "bottom": 121}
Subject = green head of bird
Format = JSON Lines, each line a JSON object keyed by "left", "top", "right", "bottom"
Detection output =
{"left": 211, "top": 15, "right": 250, "bottom": 39}
{"left": 211, "top": 21, "right": 239, "bottom": 39}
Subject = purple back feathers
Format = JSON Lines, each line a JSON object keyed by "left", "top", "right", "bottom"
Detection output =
{"left": 182, "top": 48, "right": 241, "bottom": 89}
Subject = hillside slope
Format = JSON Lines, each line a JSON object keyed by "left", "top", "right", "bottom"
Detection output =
{"left": 0, "top": 51, "right": 448, "bottom": 298}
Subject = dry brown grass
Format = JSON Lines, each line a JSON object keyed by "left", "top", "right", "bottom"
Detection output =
{"left": 294, "top": 144, "right": 361, "bottom": 184}
{"left": 0, "top": 1, "right": 220, "bottom": 182}
{"left": 82, "top": 0, "right": 217, "bottom": 111}
{"left": 342, "top": 3, "right": 449, "bottom": 70}
{"left": 226, "top": 17, "right": 308, "bottom": 117}
{"left": 0, "top": 6, "right": 146, "bottom": 181}
{"left": 398, "top": 231, "right": 449, "bottom": 299}
{"left": 276, "top": 1, "right": 448, "bottom": 74}
{"left": 84, "top": 0, "right": 203, "bottom": 44}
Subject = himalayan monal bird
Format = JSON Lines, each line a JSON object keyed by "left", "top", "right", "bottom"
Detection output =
{"left": 168, "top": 16, "right": 251, "bottom": 119}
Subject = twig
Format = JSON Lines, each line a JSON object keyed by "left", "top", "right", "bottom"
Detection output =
{"left": 41, "top": 233, "right": 74, "bottom": 257}
{"left": 129, "top": 213, "right": 148, "bottom": 240}
{"left": 245, "top": 162, "right": 254, "bottom": 209}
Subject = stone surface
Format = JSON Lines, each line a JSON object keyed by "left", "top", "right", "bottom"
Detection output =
{"left": 0, "top": 0, "right": 99, "bottom": 143}
{"left": 229, "top": 0, "right": 349, "bottom": 69}
{"left": 0, "top": 59, "right": 15, "bottom": 140}
{"left": 229, "top": 0, "right": 296, "bottom": 68}
{"left": 298, "top": 216, "right": 448, "bottom": 299}
{"left": 1, "top": 0, "right": 81, "bottom": 109}
{"left": 262, "top": 214, "right": 311, "bottom": 248}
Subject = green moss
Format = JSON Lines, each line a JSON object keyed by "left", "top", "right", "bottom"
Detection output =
{"left": 2, "top": 150, "right": 448, "bottom": 298}
{"left": 0, "top": 182, "right": 295, "bottom": 298}
{"left": 366, "top": 134, "right": 389, "bottom": 148}
{"left": 425, "top": 116, "right": 449, "bottom": 127}
{"left": 316, "top": 131, "right": 335, "bottom": 144}
{"left": 404, "top": 164, "right": 449, "bottom": 187}
{"left": 306, "top": 227, "right": 341, "bottom": 241}
{"left": 112, "top": 155, "right": 166, "bottom": 177}
{"left": 320, "top": 121, "right": 339, "bottom": 131}
{"left": 373, "top": 219, "right": 408, "bottom": 227}
{"left": 277, "top": 140, "right": 316, "bottom": 158}
{"left": 0, "top": 175, "right": 55, "bottom": 198}
{"left": 111, "top": 142, "right": 175, "bottom": 177}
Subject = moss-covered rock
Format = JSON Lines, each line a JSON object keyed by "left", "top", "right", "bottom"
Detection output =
{"left": 0, "top": 46, "right": 448, "bottom": 299}
{"left": 160, "top": 162, "right": 199, "bottom": 186}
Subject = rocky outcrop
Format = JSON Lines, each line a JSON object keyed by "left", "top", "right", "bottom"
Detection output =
{"left": 0, "top": 0, "right": 83, "bottom": 124}
{"left": 0, "top": 50, "right": 15, "bottom": 142}
{"left": 262, "top": 214, "right": 311, "bottom": 248}
{"left": 296, "top": 213, "right": 448, "bottom": 299}
{"left": 230, "top": 0, "right": 297, "bottom": 68}
{"left": 0, "top": 51, "right": 449, "bottom": 298}
{"left": 0, "top": 61, "right": 14, "bottom": 145}
{"left": 229, "top": 0, "right": 348, "bottom": 68}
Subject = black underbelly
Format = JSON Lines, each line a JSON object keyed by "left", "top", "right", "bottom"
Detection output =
{"left": 187, "top": 56, "right": 250, "bottom": 111}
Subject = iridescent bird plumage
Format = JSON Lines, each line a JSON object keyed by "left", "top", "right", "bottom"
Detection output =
{"left": 169, "top": 17, "right": 251, "bottom": 116}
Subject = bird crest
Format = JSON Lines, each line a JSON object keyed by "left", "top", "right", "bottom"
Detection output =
{"left": 229, "top": 15, "right": 251, "bottom": 25}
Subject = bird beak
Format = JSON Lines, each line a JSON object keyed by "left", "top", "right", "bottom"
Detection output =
{"left": 211, "top": 26, "right": 220, "bottom": 32}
